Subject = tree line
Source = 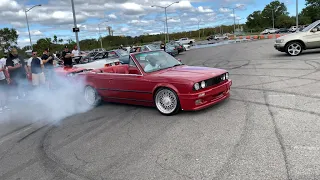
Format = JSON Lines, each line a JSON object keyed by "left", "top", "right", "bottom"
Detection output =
{"left": 245, "top": 0, "right": 320, "bottom": 31}
{"left": 1, "top": 0, "right": 319, "bottom": 56}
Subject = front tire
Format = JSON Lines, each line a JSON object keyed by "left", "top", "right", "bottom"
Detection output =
{"left": 285, "top": 41, "right": 303, "bottom": 56}
{"left": 154, "top": 88, "right": 181, "bottom": 115}
{"left": 84, "top": 85, "right": 101, "bottom": 107}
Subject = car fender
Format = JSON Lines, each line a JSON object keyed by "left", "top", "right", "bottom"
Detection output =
{"left": 152, "top": 83, "right": 180, "bottom": 95}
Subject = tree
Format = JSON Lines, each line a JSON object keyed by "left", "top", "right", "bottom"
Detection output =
{"left": 261, "top": 0, "right": 289, "bottom": 28}
{"left": 53, "top": 35, "right": 58, "bottom": 44}
{"left": 246, "top": 11, "right": 263, "bottom": 29}
{"left": 0, "top": 28, "right": 18, "bottom": 52}
{"left": 58, "top": 39, "right": 63, "bottom": 44}
{"left": 275, "top": 15, "right": 295, "bottom": 28}
{"left": 300, "top": 0, "right": 320, "bottom": 22}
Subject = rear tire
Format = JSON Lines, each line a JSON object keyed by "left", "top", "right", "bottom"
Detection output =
{"left": 84, "top": 85, "right": 101, "bottom": 107}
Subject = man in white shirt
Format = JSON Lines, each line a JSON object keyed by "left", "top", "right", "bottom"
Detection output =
{"left": 0, "top": 57, "right": 9, "bottom": 111}
{"left": 72, "top": 45, "right": 79, "bottom": 56}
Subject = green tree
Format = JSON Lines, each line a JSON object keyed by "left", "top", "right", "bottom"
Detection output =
{"left": 0, "top": 28, "right": 19, "bottom": 52}
{"left": 53, "top": 35, "right": 58, "bottom": 44}
{"left": 261, "top": 0, "right": 289, "bottom": 28}
{"left": 246, "top": 11, "right": 263, "bottom": 29}
{"left": 275, "top": 15, "right": 295, "bottom": 27}
{"left": 301, "top": 0, "right": 320, "bottom": 22}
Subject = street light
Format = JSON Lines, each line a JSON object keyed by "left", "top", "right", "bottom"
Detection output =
{"left": 98, "top": 21, "right": 108, "bottom": 49}
{"left": 197, "top": 19, "right": 202, "bottom": 40}
{"left": 25, "top": 4, "right": 41, "bottom": 50}
{"left": 71, "top": 0, "right": 80, "bottom": 52}
{"left": 265, "top": 7, "right": 280, "bottom": 29}
{"left": 157, "top": 18, "right": 172, "bottom": 43}
{"left": 151, "top": 1, "right": 179, "bottom": 43}
{"left": 223, "top": 5, "right": 243, "bottom": 34}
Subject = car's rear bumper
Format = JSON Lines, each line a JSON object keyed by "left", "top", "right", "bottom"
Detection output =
{"left": 179, "top": 80, "right": 232, "bottom": 111}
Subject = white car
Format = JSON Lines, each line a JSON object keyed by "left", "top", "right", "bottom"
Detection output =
{"left": 274, "top": 20, "right": 320, "bottom": 56}
{"left": 261, "top": 28, "right": 278, "bottom": 34}
{"left": 74, "top": 58, "right": 120, "bottom": 69}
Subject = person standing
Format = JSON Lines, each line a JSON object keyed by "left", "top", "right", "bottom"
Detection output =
{"left": 6, "top": 47, "right": 29, "bottom": 98}
{"left": 160, "top": 42, "right": 166, "bottom": 51}
{"left": 61, "top": 46, "right": 74, "bottom": 67}
{"left": 41, "top": 48, "right": 55, "bottom": 87}
{"left": 29, "top": 50, "right": 45, "bottom": 87}
{"left": 0, "top": 56, "right": 10, "bottom": 111}
{"left": 72, "top": 45, "right": 79, "bottom": 56}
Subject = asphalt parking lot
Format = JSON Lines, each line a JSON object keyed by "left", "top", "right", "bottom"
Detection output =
{"left": 1, "top": 39, "right": 320, "bottom": 180}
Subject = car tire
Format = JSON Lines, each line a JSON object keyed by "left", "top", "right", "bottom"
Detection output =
{"left": 285, "top": 41, "right": 303, "bottom": 56}
{"left": 154, "top": 87, "right": 181, "bottom": 116}
{"left": 84, "top": 85, "right": 101, "bottom": 107}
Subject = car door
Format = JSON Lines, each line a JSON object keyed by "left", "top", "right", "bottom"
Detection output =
{"left": 304, "top": 23, "right": 320, "bottom": 48}
{"left": 108, "top": 57, "right": 155, "bottom": 103}
{"left": 87, "top": 73, "right": 114, "bottom": 98}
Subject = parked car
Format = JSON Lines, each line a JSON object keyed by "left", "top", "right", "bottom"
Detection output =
{"left": 260, "top": 28, "right": 279, "bottom": 34}
{"left": 276, "top": 28, "right": 289, "bottom": 33}
{"left": 274, "top": 20, "right": 320, "bottom": 56}
{"left": 77, "top": 50, "right": 232, "bottom": 115}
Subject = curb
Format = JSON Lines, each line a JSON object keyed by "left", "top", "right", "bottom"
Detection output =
{"left": 228, "top": 33, "right": 288, "bottom": 40}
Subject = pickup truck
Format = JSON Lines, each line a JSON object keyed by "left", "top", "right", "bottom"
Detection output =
{"left": 175, "top": 38, "right": 195, "bottom": 45}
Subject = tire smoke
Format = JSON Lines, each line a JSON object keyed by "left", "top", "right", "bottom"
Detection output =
{"left": 1, "top": 70, "right": 93, "bottom": 126}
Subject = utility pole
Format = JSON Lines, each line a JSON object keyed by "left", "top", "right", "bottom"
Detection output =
{"left": 223, "top": 5, "right": 243, "bottom": 34}
{"left": 296, "top": 0, "right": 299, "bottom": 28}
{"left": 151, "top": 1, "right": 179, "bottom": 43}
{"left": 25, "top": 4, "right": 41, "bottom": 50}
{"left": 71, "top": 0, "right": 80, "bottom": 52}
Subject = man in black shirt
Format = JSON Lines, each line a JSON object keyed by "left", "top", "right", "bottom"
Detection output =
{"left": 30, "top": 50, "right": 45, "bottom": 87}
{"left": 61, "top": 46, "right": 74, "bottom": 67}
{"left": 41, "top": 48, "right": 55, "bottom": 87}
{"left": 6, "top": 47, "right": 29, "bottom": 98}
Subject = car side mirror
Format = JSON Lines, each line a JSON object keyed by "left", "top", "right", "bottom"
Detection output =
{"left": 311, "top": 28, "right": 318, "bottom": 33}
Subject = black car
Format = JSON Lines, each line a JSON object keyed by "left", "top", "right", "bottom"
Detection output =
{"left": 276, "top": 28, "right": 289, "bottom": 33}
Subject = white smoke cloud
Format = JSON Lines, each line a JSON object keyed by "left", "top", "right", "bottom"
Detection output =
{"left": 1, "top": 69, "right": 93, "bottom": 126}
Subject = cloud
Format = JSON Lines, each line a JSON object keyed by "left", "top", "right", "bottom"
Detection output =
{"left": 0, "top": 0, "right": 255, "bottom": 47}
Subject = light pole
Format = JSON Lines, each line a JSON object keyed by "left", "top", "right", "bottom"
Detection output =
{"left": 197, "top": 19, "right": 202, "bottom": 40}
{"left": 98, "top": 21, "right": 108, "bottom": 49}
{"left": 296, "top": 0, "right": 299, "bottom": 28}
{"left": 223, "top": 5, "right": 243, "bottom": 34}
{"left": 265, "top": 7, "right": 279, "bottom": 29}
{"left": 158, "top": 18, "right": 172, "bottom": 43}
{"left": 151, "top": 1, "right": 179, "bottom": 43}
{"left": 71, "top": 0, "right": 80, "bottom": 52}
{"left": 25, "top": 4, "right": 41, "bottom": 50}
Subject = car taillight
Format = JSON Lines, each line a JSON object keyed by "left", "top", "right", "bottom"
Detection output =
{"left": 105, "top": 64, "right": 110, "bottom": 67}
{"left": 115, "top": 62, "right": 120, "bottom": 65}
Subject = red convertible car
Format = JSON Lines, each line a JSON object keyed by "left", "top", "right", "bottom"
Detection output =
{"left": 78, "top": 50, "right": 232, "bottom": 115}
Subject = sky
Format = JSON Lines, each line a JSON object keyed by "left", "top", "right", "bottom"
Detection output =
{"left": 0, "top": 0, "right": 306, "bottom": 48}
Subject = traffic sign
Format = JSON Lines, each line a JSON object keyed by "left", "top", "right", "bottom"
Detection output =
{"left": 73, "top": 27, "right": 80, "bottom": 32}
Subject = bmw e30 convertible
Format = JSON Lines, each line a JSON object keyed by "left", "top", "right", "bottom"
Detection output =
{"left": 78, "top": 50, "right": 232, "bottom": 115}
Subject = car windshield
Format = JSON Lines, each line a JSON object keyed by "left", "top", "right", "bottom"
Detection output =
{"left": 301, "top": 21, "right": 320, "bottom": 32}
{"left": 133, "top": 51, "right": 182, "bottom": 73}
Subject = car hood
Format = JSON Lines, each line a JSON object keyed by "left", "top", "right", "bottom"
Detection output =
{"left": 152, "top": 65, "right": 227, "bottom": 83}
{"left": 278, "top": 31, "right": 307, "bottom": 40}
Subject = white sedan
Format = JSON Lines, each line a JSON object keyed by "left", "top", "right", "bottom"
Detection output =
{"left": 74, "top": 58, "right": 120, "bottom": 69}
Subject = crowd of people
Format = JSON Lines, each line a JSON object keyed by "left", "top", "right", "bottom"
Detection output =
{"left": 0, "top": 45, "right": 77, "bottom": 113}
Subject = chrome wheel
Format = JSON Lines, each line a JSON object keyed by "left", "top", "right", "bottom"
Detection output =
{"left": 84, "top": 86, "right": 97, "bottom": 106}
{"left": 287, "top": 42, "right": 302, "bottom": 56}
{"left": 155, "top": 88, "right": 178, "bottom": 115}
